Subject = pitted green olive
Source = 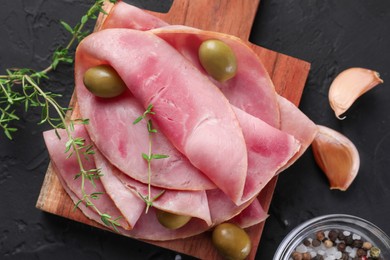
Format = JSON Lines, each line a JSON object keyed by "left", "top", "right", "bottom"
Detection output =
{"left": 83, "top": 65, "right": 126, "bottom": 98}
{"left": 198, "top": 39, "right": 237, "bottom": 82}
{"left": 156, "top": 209, "right": 192, "bottom": 229}
{"left": 212, "top": 223, "right": 251, "bottom": 260}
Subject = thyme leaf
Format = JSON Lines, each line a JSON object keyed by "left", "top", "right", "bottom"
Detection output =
{"left": 133, "top": 104, "right": 155, "bottom": 125}
{"left": 134, "top": 104, "right": 168, "bottom": 213}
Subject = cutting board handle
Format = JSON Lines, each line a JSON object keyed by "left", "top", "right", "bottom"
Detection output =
{"left": 152, "top": 0, "right": 260, "bottom": 40}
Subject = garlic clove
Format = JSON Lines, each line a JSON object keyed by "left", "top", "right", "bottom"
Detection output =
{"left": 328, "top": 67, "right": 383, "bottom": 119}
{"left": 312, "top": 125, "right": 360, "bottom": 191}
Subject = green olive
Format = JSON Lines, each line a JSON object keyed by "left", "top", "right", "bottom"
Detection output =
{"left": 156, "top": 209, "right": 192, "bottom": 229}
{"left": 198, "top": 39, "right": 237, "bottom": 82}
{"left": 212, "top": 223, "right": 251, "bottom": 260}
{"left": 83, "top": 64, "right": 126, "bottom": 98}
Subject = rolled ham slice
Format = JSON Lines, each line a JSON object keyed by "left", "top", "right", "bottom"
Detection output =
{"left": 75, "top": 29, "right": 248, "bottom": 204}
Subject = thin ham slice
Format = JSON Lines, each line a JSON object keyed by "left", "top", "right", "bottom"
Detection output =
{"left": 101, "top": 1, "right": 169, "bottom": 31}
{"left": 99, "top": 3, "right": 318, "bottom": 147}
{"left": 207, "top": 189, "right": 253, "bottom": 225}
{"left": 276, "top": 95, "right": 318, "bottom": 172}
{"left": 75, "top": 28, "right": 248, "bottom": 204}
{"left": 229, "top": 198, "right": 268, "bottom": 229}
{"left": 44, "top": 127, "right": 261, "bottom": 240}
{"left": 150, "top": 29, "right": 317, "bottom": 176}
{"left": 98, "top": 3, "right": 318, "bottom": 167}
{"left": 94, "top": 150, "right": 213, "bottom": 226}
{"left": 76, "top": 68, "right": 299, "bottom": 204}
{"left": 75, "top": 87, "right": 216, "bottom": 191}
{"left": 100, "top": 4, "right": 280, "bottom": 128}
{"left": 99, "top": 162, "right": 146, "bottom": 229}
{"left": 43, "top": 127, "right": 132, "bottom": 230}
{"left": 152, "top": 27, "right": 280, "bottom": 128}
{"left": 207, "top": 188, "right": 268, "bottom": 228}
{"left": 233, "top": 107, "right": 300, "bottom": 204}
{"left": 54, "top": 169, "right": 211, "bottom": 240}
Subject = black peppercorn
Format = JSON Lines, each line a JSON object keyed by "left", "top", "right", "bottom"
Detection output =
{"left": 328, "top": 229, "right": 339, "bottom": 242}
{"left": 357, "top": 248, "right": 367, "bottom": 257}
{"left": 337, "top": 242, "right": 346, "bottom": 252}
{"left": 294, "top": 228, "right": 383, "bottom": 260}
{"left": 312, "top": 239, "right": 321, "bottom": 247}
{"left": 345, "top": 235, "right": 354, "bottom": 246}
{"left": 338, "top": 232, "right": 346, "bottom": 241}
{"left": 340, "top": 252, "right": 349, "bottom": 260}
{"left": 303, "top": 238, "right": 311, "bottom": 247}
{"left": 353, "top": 239, "right": 364, "bottom": 248}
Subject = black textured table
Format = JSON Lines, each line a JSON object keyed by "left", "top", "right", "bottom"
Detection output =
{"left": 1, "top": 1, "right": 390, "bottom": 259}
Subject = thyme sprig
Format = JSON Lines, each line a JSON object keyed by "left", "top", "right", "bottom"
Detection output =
{"left": 133, "top": 104, "right": 168, "bottom": 213}
{"left": 0, "top": 0, "right": 121, "bottom": 231}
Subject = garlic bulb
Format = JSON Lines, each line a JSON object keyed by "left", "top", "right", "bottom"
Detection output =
{"left": 312, "top": 125, "right": 360, "bottom": 191}
{"left": 328, "top": 68, "right": 383, "bottom": 119}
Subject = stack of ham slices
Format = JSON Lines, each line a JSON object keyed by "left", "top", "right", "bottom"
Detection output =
{"left": 43, "top": 2, "right": 318, "bottom": 241}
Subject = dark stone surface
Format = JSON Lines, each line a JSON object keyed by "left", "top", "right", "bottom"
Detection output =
{"left": 1, "top": 0, "right": 389, "bottom": 259}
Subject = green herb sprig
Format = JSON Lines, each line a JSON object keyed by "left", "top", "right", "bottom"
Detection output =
{"left": 0, "top": 0, "right": 121, "bottom": 231}
{"left": 133, "top": 104, "right": 168, "bottom": 213}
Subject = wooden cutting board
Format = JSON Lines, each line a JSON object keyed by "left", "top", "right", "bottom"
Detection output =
{"left": 36, "top": 0, "right": 310, "bottom": 259}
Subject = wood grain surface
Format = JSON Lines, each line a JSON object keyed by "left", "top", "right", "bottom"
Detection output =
{"left": 36, "top": 0, "right": 310, "bottom": 259}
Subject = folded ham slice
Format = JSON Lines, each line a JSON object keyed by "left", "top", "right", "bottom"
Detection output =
{"left": 152, "top": 27, "right": 280, "bottom": 128}
{"left": 207, "top": 188, "right": 268, "bottom": 228}
{"left": 43, "top": 127, "right": 132, "bottom": 230}
{"left": 76, "top": 66, "right": 299, "bottom": 206}
{"left": 276, "top": 95, "right": 318, "bottom": 172}
{"left": 102, "top": 1, "right": 169, "bottom": 30}
{"left": 94, "top": 149, "right": 213, "bottom": 226}
{"left": 98, "top": 2, "right": 317, "bottom": 163}
{"left": 46, "top": 1, "right": 320, "bottom": 242}
{"left": 75, "top": 29, "right": 248, "bottom": 204}
{"left": 229, "top": 198, "right": 268, "bottom": 229}
{"left": 44, "top": 124, "right": 266, "bottom": 240}
{"left": 54, "top": 171, "right": 211, "bottom": 240}
{"left": 75, "top": 87, "right": 216, "bottom": 191}
{"left": 150, "top": 29, "right": 316, "bottom": 172}
{"left": 100, "top": 4, "right": 280, "bottom": 129}
{"left": 233, "top": 107, "right": 300, "bottom": 204}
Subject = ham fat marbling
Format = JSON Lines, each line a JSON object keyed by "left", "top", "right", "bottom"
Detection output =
{"left": 43, "top": 1, "right": 318, "bottom": 242}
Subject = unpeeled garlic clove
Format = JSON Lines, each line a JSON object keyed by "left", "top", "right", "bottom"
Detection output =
{"left": 328, "top": 67, "right": 383, "bottom": 119}
{"left": 312, "top": 125, "right": 360, "bottom": 191}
